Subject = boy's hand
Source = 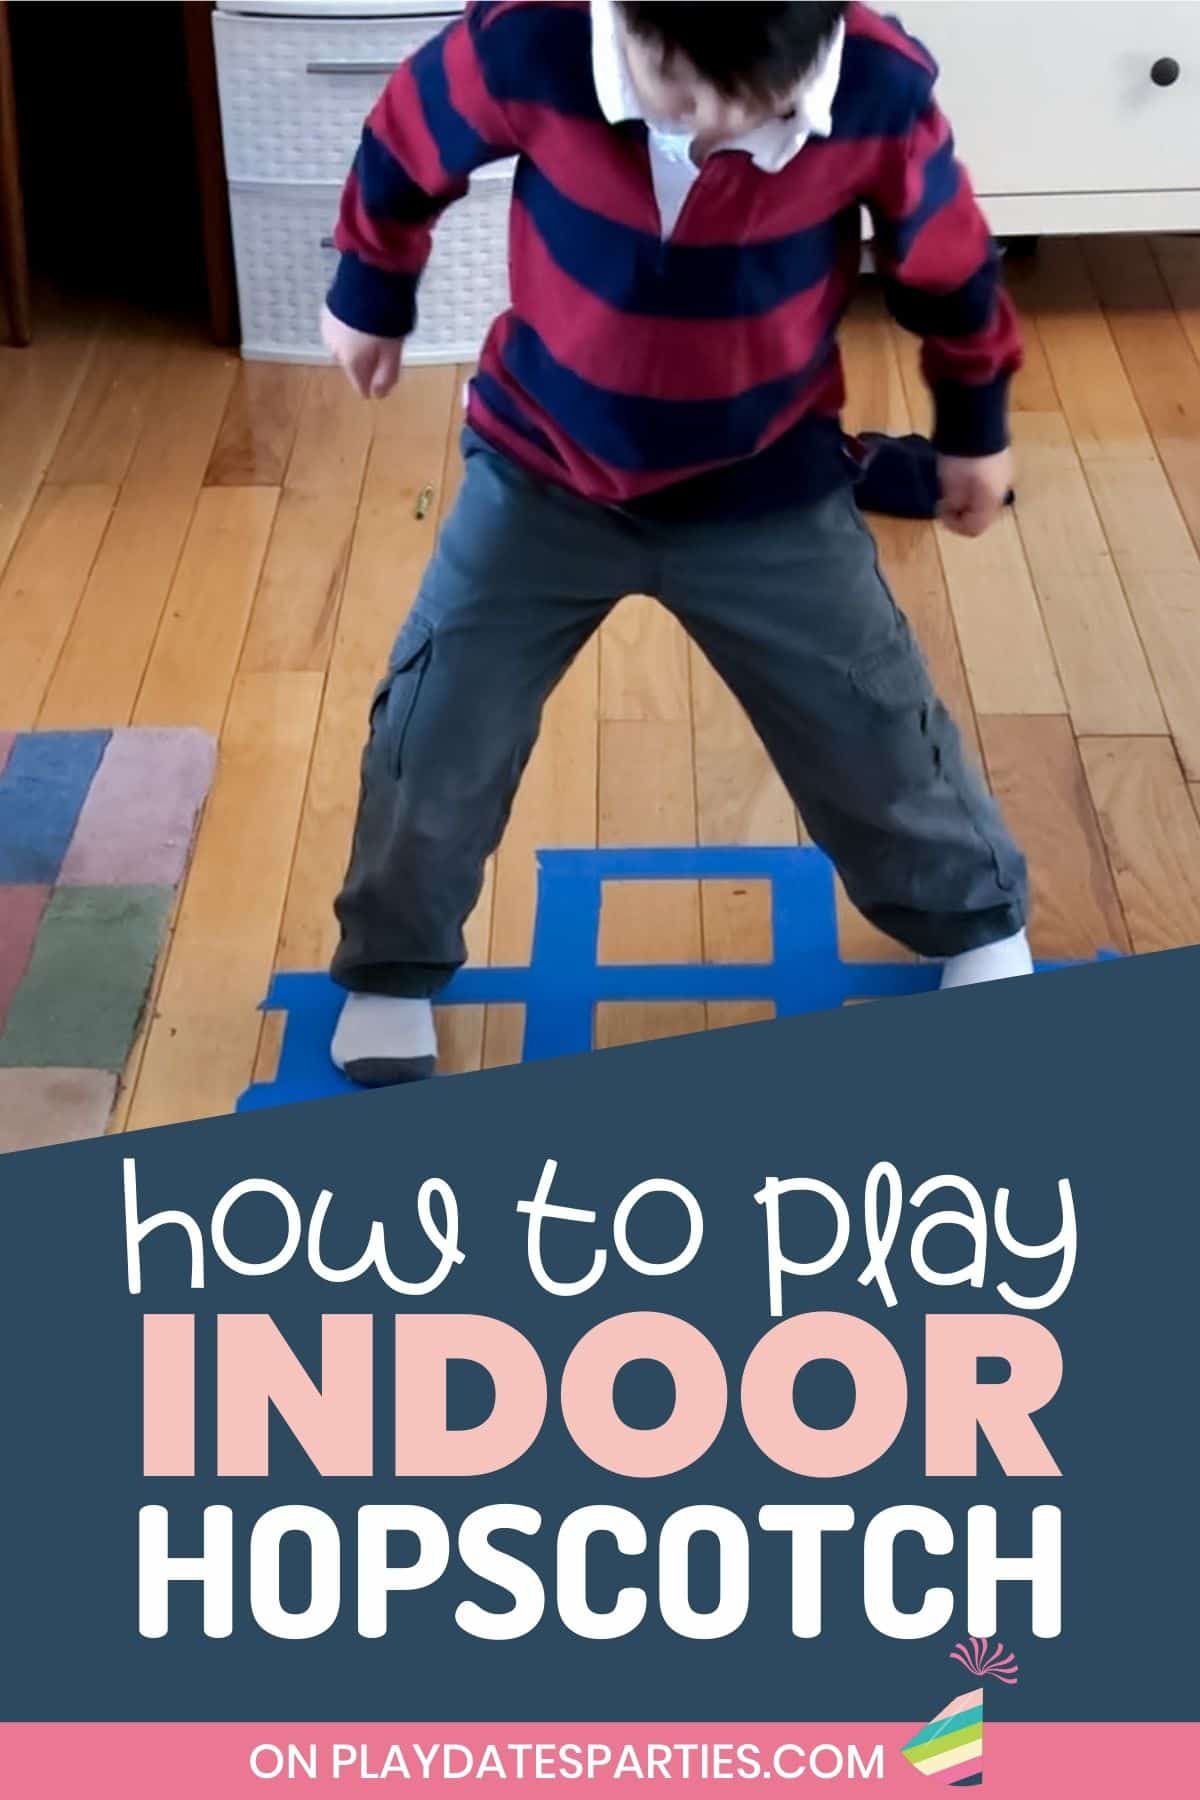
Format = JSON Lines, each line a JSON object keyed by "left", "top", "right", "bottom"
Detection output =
{"left": 321, "top": 305, "right": 403, "bottom": 399}
{"left": 937, "top": 450, "right": 1014, "bottom": 539}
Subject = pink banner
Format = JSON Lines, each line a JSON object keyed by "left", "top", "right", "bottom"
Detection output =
{"left": 0, "top": 1723, "right": 1194, "bottom": 1797}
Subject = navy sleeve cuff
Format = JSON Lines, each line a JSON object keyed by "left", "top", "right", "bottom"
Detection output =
{"left": 931, "top": 373, "right": 1012, "bottom": 457}
{"left": 326, "top": 253, "right": 417, "bottom": 339}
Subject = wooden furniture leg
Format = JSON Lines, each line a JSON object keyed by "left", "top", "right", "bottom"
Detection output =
{"left": 182, "top": 0, "right": 238, "bottom": 348}
{"left": 0, "top": 0, "right": 31, "bottom": 347}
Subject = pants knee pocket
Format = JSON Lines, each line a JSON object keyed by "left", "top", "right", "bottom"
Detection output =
{"left": 844, "top": 622, "right": 939, "bottom": 784}
{"left": 849, "top": 628, "right": 1019, "bottom": 899}
{"left": 370, "top": 619, "right": 434, "bottom": 779}
{"left": 848, "top": 617, "right": 931, "bottom": 713}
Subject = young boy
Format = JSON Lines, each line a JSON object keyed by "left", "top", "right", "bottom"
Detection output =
{"left": 322, "top": 0, "right": 1031, "bottom": 1087}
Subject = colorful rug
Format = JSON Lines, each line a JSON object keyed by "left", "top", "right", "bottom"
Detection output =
{"left": 0, "top": 729, "right": 216, "bottom": 1153}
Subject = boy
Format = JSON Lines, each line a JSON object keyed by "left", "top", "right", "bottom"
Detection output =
{"left": 322, "top": 0, "right": 1031, "bottom": 1087}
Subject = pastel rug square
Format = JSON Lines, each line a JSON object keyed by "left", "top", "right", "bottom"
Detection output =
{"left": 0, "top": 886, "right": 174, "bottom": 1074}
{"left": 60, "top": 727, "right": 217, "bottom": 887}
{"left": 0, "top": 731, "right": 110, "bottom": 883}
{"left": 0, "top": 1068, "right": 119, "bottom": 1154}
{"left": 0, "top": 885, "right": 51, "bottom": 1034}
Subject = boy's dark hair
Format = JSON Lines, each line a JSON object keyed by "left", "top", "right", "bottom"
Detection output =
{"left": 618, "top": 3, "right": 848, "bottom": 102}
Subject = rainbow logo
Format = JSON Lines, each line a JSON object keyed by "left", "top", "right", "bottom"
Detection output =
{"left": 902, "top": 1640, "right": 1019, "bottom": 1785}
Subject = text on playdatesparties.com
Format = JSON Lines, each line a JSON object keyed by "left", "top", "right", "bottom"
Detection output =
{"left": 125, "top": 1157, "right": 1072, "bottom": 1643}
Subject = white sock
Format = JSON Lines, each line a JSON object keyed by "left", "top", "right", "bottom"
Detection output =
{"left": 331, "top": 994, "right": 437, "bottom": 1076}
{"left": 940, "top": 928, "right": 1034, "bottom": 989}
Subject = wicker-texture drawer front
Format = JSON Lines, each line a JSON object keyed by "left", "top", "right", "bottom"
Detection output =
{"left": 214, "top": 5, "right": 512, "bottom": 362}
{"left": 214, "top": 10, "right": 471, "bottom": 186}
{"left": 231, "top": 180, "right": 511, "bottom": 363}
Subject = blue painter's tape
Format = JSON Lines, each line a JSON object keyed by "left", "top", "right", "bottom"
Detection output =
{"left": 236, "top": 846, "right": 1121, "bottom": 1112}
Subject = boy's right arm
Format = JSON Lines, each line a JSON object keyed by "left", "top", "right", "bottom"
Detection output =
{"left": 323, "top": 3, "right": 520, "bottom": 397}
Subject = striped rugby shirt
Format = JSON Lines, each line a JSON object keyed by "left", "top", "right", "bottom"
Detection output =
{"left": 327, "top": 1, "right": 1022, "bottom": 519}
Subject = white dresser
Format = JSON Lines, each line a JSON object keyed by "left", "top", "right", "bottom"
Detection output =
{"left": 899, "top": 1, "right": 1200, "bottom": 240}
{"left": 213, "top": 0, "right": 1200, "bottom": 364}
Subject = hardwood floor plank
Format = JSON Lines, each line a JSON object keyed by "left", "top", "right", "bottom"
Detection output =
{"left": 1009, "top": 323, "right": 1061, "bottom": 415}
{"left": 1080, "top": 736, "right": 1200, "bottom": 955}
{"left": 47, "top": 317, "right": 172, "bottom": 487}
{"left": 690, "top": 641, "right": 799, "bottom": 847}
{"left": 1081, "top": 455, "right": 1200, "bottom": 781}
{"left": 0, "top": 301, "right": 100, "bottom": 579}
{"left": 38, "top": 490, "right": 201, "bottom": 727}
{"left": 1152, "top": 236, "right": 1200, "bottom": 368}
{"left": 599, "top": 719, "right": 696, "bottom": 847}
{"left": 594, "top": 1001, "right": 708, "bottom": 1049}
{"left": 123, "top": 341, "right": 239, "bottom": 494}
{"left": 599, "top": 876, "right": 703, "bottom": 965}
{"left": 0, "top": 484, "right": 116, "bottom": 728}
{"left": 38, "top": 342, "right": 236, "bottom": 726}
{"left": 701, "top": 878, "right": 773, "bottom": 963}
{"left": 878, "top": 304, "right": 1058, "bottom": 734}
{"left": 1084, "top": 236, "right": 1200, "bottom": 553}
{"left": 600, "top": 594, "right": 690, "bottom": 722}
{"left": 707, "top": 1001, "right": 775, "bottom": 1031}
{"left": 979, "top": 714, "right": 1129, "bottom": 959}
{"left": 1003, "top": 261, "right": 1065, "bottom": 413}
{"left": 936, "top": 512, "right": 1065, "bottom": 716}
{"left": 240, "top": 490, "right": 357, "bottom": 675}
{"left": 240, "top": 370, "right": 372, "bottom": 677}
{"left": 133, "top": 487, "right": 278, "bottom": 735}
{"left": 125, "top": 670, "right": 324, "bottom": 1129}
{"left": 481, "top": 1004, "right": 525, "bottom": 1069}
{"left": 1010, "top": 411, "right": 1164, "bottom": 735}
{"left": 285, "top": 367, "right": 376, "bottom": 496}
{"left": 205, "top": 363, "right": 310, "bottom": 486}
{"left": 1019, "top": 239, "right": 1156, "bottom": 463}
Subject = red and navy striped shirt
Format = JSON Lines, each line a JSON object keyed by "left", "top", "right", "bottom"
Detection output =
{"left": 328, "top": 1, "right": 1022, "bottom": 518}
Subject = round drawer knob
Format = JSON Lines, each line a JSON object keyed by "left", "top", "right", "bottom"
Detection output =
{"left": 1151, "top": 57, "right": 1181, "bottom": 86}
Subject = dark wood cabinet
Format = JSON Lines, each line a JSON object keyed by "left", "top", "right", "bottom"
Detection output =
{"left": 1, "top": 0, "right": 236, "bottom": 346}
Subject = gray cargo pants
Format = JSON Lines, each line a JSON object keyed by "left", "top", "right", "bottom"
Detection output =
{"left": 332, "top": 430, "right": 1026, "bottom": 996}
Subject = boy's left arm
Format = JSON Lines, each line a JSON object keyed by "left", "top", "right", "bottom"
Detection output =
{"left": 866, "top": 78, "right": 1021, "bottom": 538}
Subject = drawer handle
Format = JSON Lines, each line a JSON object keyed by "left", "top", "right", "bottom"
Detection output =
{"left": 320, "top": 236, "right": 336, "bottom": 250}
{"left": 1151, "top": 56, "right": 1181, "bottom": 86}
{"left": 307, "top": 60, "right": 398, "bottom": 76}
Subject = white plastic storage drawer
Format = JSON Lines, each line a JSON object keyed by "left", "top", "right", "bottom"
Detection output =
{"left": 230, "top": 179, "right": 511, "bottom": 363}
{"left": 214, "top": 9, "right": 459, "bottom": 185}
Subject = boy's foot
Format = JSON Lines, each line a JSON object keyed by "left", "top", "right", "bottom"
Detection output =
{"left": 940, "top": 928, "right": 1034, "bottom": 990}
{"left": 332, "top": 994, "right": 437, "bottom": 1086}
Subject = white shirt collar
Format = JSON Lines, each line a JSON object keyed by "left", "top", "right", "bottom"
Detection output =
{"left": 590, "top": 0, "right": 844, "bottom": 174}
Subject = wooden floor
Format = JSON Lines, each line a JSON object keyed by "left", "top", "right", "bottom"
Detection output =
{"left": 3, "top": 235, "right": 1200, "bottom": 1130}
